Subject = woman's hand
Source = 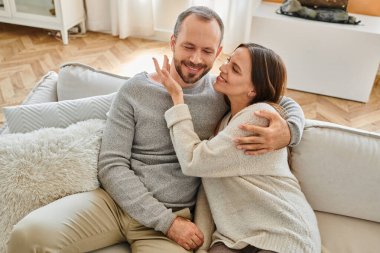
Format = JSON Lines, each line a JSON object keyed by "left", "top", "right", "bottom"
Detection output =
{"left": 153, "top": 55, "right": 184, "bottom": 105}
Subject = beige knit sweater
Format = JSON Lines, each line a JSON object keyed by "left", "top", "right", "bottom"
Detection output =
{"left": 165, "top": 103, "right": 321, "bottom": 253}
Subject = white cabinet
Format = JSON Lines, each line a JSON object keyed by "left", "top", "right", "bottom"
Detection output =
{"left": 251, "top": 2, "right": 380, "bottom": 102}
{"left": 0, "top": 0, "right": 11, "bottom": 17}
{"left": 0, "top": 0, "right": 85, "bottom": 45}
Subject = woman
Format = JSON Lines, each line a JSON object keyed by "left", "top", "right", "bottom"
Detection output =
{"left": 153, "top": 43, "right": 321, "bottom": 253}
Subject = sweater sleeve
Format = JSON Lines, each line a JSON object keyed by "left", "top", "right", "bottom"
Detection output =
{"left": 165, "top": 103, "right": 288, "bottom": 178}
{"left": 98, "top": 81, "right": 176, "bottom": 234}
{"left": 279, "top": 96, "right": 305, "bottom": 147}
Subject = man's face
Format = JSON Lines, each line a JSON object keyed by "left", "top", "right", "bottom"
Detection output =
{"left": 171, "top": 14, "right": 222, "bottom": 85}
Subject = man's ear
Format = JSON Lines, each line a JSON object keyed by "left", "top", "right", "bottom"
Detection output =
{"left": 170, "top": 35, "right": 176, "bottom": 52}
{"left": 215, "top": 46, "right": 223, "bottom": 58}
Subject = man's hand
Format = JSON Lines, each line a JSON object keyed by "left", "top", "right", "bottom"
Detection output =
{"left": 234, "top": 110, "right": 291, "bottom": 155}
{"left": 167, "top": 216, "right": 204, "bottom": 250}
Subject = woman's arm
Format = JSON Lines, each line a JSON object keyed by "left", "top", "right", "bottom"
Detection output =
{"left": 165, "top": 103, "right": 286, "bottom": 177}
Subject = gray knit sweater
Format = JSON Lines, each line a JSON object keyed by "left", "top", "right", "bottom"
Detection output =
{"left": 165, "top": 103, "right": 321, "bottom": 253}
{"left": 98, "top": 72, "right": 305, "bottom": 234}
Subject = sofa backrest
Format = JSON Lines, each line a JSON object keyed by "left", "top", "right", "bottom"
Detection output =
{"left": 291, "top": 119, "right": 380, "bottom": 223}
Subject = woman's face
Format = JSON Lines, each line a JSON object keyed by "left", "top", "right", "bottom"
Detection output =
{"left": 214, "top": 47, "right": 255, "bottom": 100}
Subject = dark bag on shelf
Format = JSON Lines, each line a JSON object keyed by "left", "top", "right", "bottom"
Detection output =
{"left": 298, "top": 0, "right": 348, "bottom": 10}
{"left": 278, "top": 0, "right": 360, "bottom": 24}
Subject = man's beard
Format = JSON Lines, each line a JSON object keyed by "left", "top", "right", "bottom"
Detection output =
{"left": 173, "top": 58, "right": 211, "bottom": 84}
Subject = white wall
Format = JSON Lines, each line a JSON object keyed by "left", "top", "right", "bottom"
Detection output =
{"left": 149, "top": 0, "right": 192, "bottom": 41}
{"left": 153, "top": 0, "right": 188, "bottom": 34}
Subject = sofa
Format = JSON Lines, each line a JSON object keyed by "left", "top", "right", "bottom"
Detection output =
{"left": 1, "top": 63, "right": 379, "bottom": 253}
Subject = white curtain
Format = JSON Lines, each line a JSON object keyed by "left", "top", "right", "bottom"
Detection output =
{"left": 85, "top": 0, "right": 259, "bottom": 52}
{"left": 189, "top": 0, "right": 260, "bottom": 53}
{"left": 85, "top": 0, "right": 154, "bottom": 38}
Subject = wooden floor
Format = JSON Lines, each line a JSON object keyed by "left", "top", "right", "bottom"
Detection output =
{"left": 1, "top": 23, "right": 380, "bottom": 132}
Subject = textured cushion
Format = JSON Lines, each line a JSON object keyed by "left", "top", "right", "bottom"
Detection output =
{"left": 0, "top": 125, "right": 9, "bottom": 135}
{"left": 23, "top": 71, "right": 58, "bottom": 105}
{"left": 0, "top": 119, "right": 105, "bottom": 252}
{"left": 315, "top": 211, "right": 380, "bottom": 253}
{"left": 291, "top": 119, "right": 380, "bottom": 222}
{"left": 58, "top": 63, "right": 129, "bottom": 101}
{"left": 3, "top": 93, "right": 115, "bottom": 133}
{"left": 0, "top": 71, "right": 58, "bottom": 135}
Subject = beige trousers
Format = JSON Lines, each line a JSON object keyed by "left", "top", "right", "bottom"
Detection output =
{"left": 7, "top": 188, "right": 192, "bottom": 253}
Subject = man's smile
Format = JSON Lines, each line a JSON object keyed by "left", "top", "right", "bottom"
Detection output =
{"left": 182, "top": 61, "right": 205, "bottom": 75}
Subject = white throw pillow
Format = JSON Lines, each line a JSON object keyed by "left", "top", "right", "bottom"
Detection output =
{"left": 3, "top": 93, "right": 115, "bottom": 133}
{"left": 58, "top": 63, "right": 129, "bottom": 101}
{"left": 0, "top": 119, "right": 105, "bottom": 252}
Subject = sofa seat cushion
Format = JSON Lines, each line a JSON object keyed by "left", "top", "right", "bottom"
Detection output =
{"left": 316, "top": 211, "right": 380, "bottom": 253}
{"left": 291, "top": 119, "right": 380, "bottom": 223}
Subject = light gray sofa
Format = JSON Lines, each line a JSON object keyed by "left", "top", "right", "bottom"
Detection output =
{"left": 1, "top": 63, "right": 380, "bottom": 253}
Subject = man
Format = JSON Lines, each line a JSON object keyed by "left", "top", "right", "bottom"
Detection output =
{"left": 7, "top": 6, "right": 304, "bottom": 253}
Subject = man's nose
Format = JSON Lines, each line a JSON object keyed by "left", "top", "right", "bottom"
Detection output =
{"left": 189, "top": 50, "right": 202, "bottom": 64}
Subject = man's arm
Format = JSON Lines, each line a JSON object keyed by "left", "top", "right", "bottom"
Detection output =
{"left": 234, "top": 96, "right": 305, "bottom": 155}
{"left": 98, "top": 82, "right": 176, "bottom": 233}
{"left": 98, "top": 81, "right": 203, "bottom": 250}
{"left": 279, "top": 96, "right": 305, "bottom": 146}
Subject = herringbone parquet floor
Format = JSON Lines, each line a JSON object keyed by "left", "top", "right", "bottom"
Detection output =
{"left": 1, "top": 23, "right": 380, "bottom": 132}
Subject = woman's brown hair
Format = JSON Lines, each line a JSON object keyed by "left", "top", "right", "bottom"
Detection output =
{"left": 238, "top": 43, "right": 287, "bottom": 105}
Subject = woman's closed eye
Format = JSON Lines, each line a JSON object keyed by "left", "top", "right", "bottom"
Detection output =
{"left": 231, "top": 63, "right": 241, "bottom": 74}
{"left": 226, "top": 57, "right": 240, "bottom": 73}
